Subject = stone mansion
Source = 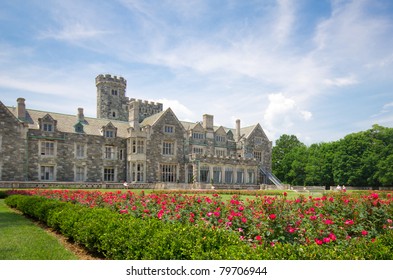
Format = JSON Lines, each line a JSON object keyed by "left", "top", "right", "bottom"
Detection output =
{"left": 0, "top": 74, "right": 274, "bottom": 187}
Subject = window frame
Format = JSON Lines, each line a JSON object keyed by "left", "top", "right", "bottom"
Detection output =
{"left": 104, "top": 145, "right": 116, "bottom": 160}
{"left": 40, "top": 141, "right": 55, "bottom": 157}
{"left": 164, "top": 125, "right": 175, "bottom": 134}
{"left": 40, "top": 165, "right": 55, "bottom": 181}
{"left": 161, "top": 164, "right": 177, "bottom": 182}
{"left": 103, "top": 167, "right": 115, "bottom": 181}
{"left": 162, "top": 141, "right": 175, "bottom": 155}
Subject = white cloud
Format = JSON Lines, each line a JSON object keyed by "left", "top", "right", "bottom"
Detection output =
{"left": 157, "top": 98, "right": 195, "bottom": 121}
{"left": 273, "top": 0, "right": 296, "bottom": 44}
{"left": 263, "top": 93, "right": 312, "bottom": 139}
{"left": 40, "top": 23, "right": 110, "bottom": 41}
{"left": 324, "top": 75, "right": 359, "bottom": 87}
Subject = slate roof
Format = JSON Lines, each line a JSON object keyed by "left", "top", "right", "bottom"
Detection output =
{"left": 5, "top": 105, "right": 264, "bottom": 141}
{"left": 7, "top": 107, "right": 131, "bottom": 138}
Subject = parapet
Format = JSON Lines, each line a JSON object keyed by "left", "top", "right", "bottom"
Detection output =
{"left": 95, "top": 74, "right": 127, "bottom": 87}
{"left": 129, "top": 98, "right": 163, "bottom": 109}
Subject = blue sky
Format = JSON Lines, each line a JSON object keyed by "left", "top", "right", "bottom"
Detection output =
{"left": 1, "top": 0, "right": 393, "bottom": 145}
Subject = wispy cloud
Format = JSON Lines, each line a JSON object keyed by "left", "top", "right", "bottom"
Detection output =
{"left": 1, "top": 0, "right": 393, "bottom": 144}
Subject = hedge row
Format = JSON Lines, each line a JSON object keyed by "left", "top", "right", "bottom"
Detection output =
{"left": 5, "top": 194, "right": 393, "bottom": 260}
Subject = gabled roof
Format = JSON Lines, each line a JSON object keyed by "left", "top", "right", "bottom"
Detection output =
{"left": 0, "top": 101, "right": 23, "bottom": 124}
{"left": 40, "top": 114, "right": 56, "bottom": 122}
{"left": 241, "top": 123, "right": 269, "bottom": 140}
{"left": 215, "top": 126, "right": 227, "bottom": 135}
{"left": 6, "top": 107, "right": 130, "bottom": 138}
{"left": 140, "top": 110, "right": 166, "bottom": 127}
{"left": 140, "top": 108, "right": 185, "bottom": 132}
{"left": 240, "top": 124, "right": 258, "bottom": 139}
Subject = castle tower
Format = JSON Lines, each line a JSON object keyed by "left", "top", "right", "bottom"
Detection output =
{"left": 96, "top": 74, "right": 129, "bottom": 121}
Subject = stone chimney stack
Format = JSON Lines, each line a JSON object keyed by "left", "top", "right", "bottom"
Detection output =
{"left": 77, "top": 108, "right": 85, "bottom": 122}
{"left": 203, "top": 114, "right": 214, "bottom": 130}
{"left": 236, "top": 119, "right": 241, "bottom": 141}
{"left": 17, "top": 98, "right": 26, "bottom": 121}
{"left": 129, "top": 100, "right": 140, "bottom": 130}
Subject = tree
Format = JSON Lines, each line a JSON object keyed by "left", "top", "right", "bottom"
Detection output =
{"left": 305, "top": 142, "right": 335, "bottom": 187}
{"left": 272, "top": 134, "right": 306, "bottom": 184}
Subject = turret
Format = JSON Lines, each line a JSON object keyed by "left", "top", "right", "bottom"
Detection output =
{"left": 96, "top": 74, "right": 128, "bottom": 121}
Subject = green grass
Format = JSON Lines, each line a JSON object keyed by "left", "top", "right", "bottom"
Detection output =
{"left": 0, "top": 199, "right": 78, "bottom": 260}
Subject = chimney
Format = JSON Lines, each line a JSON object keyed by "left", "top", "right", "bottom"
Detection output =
{"left": 236, "top": 119, "right": 241, "bottom": 141}
{"left": 203, "top": 114, "right": 214, "bottom": 130}
{"left": 17, "top": 98, "right": 26, "bottom": 121}
{"left": 77, "top": 108, "right": 85, "bottom": 122}
{"left": 129, "top": 100, "right": 140, "bottom": 130}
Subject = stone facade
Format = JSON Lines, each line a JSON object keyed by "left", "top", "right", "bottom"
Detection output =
{"left": 0, "top": 74, "right": 272, "bottom": 185}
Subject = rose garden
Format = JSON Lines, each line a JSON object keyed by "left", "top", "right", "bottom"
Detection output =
{"left": 3, "top": 188, "right": 393, "bottom": 259}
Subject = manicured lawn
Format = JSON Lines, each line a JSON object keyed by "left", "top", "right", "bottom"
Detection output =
{"left": 0, "top": 199, "right": 78, "bottom": 260}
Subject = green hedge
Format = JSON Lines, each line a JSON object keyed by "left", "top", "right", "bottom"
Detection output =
{"left": 5, "top": 195, "right": 393, "bottom": 260}
{"left": 0, "top": 190, "right": 9, "bottom": 199}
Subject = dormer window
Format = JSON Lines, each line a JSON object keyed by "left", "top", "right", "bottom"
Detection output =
{"left": 74, "top": 122, "right": 84, "bottom": 133}
{"left": 43, "top": 123, "right": 53, "bottom": 132}
{"left": 38, "top": 114, "right": 57, "bottom": 132}
{"left": 102, "top": 122, "right": 117, "bottom": 138}
{"left": 105, "top": 130, "right": 114, "bottom": 138}
{"left": 215, "top": 135, "right": 226, "bottom": 142}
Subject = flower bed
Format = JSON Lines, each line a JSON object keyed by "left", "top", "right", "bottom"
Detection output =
{"left": 6, "top": 189, "right": 393, "bottom": 247}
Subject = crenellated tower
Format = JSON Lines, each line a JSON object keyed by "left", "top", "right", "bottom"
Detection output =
{"left": 96, "top": 74, "right": 129, "bottom": 121}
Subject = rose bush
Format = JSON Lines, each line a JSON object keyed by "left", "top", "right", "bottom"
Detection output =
{"left": 6, "top": 189, "right": 393, "bottom": 248}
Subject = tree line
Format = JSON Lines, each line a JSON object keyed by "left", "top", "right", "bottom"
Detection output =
{"left": 272, "top": 124, "right": 393, "bottom": 188}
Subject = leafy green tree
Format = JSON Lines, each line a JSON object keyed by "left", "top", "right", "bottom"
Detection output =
{"left": 273, "top": 124, "right": 393, "bottom": 187}
{"left": 305, "top": 142, "right": 335, "bottom": 187}
{"left": 272, "top": 134, "right": 306, "bottom": 184}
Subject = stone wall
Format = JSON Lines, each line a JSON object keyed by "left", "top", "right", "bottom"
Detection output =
{"left": 145, "top": 109, "right": 186, "bottom": 183}
{"left": 26, "top": 129, "right": 127, "bottom": 182}
{"left": 0, "top": 103, "right": 27, "bottom": 181}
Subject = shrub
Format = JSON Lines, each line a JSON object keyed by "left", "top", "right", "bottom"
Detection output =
{"left": 5, "top": 193, "right": 393, "bottom": 260}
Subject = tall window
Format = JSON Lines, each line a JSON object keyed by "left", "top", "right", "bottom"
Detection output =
{"left": 187, "top": 165, "right": 193, "bottom": 183}
{"left": 225, "top": 167, "right": 233, "bottom": 184}
{"left": 104, "top": 168, "right": 115, "bottom": 181}
{"left": 248, "top": 169, "right": 255, "bottom": 184}
{"left": 254, "top": 151, "right": 262, "bottom": 162}
{"left": 237, "top": 169, "right": 244, "bottom": 184}
{"left": 118, "top": 149, "right": 124, "bottom": 160}
{"left": 105, "top": 146, "right": 115, "bottom": 159}
{"left": 162, "top": 141, "right": 174, "bottom": 155}
{"left": 132, "top": 163, "right": 144, "bottom": 182}
{"left": 40, "top": 141, "right": 55, "bottom": 156}
{"left": 75, "top": 166, "right": 85, "bottom": 181}
{"left": 213, "top": 167, "right": 222, "bottom": 184}
{"left": 76, "top": 144, "right": 85, "bottom": 158}
{"left": 132, "top": 139, "right": 144, "bottom": 154}
{"left": 161, "top": 164, "right": 176, "bottom": 182}
{"left": 200, "top": 166, "right": 209, "bottom": 183}
{"left": 40, "top": 166, "right": 54, "bottom": 181}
